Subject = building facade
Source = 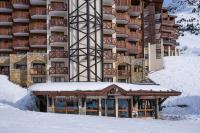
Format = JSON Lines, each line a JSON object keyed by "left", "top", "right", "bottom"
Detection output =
{"left": 0, "top": 0, "right": 179, "bottom": 87}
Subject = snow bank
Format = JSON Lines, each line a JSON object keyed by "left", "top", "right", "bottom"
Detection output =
{"left": 149, "top": 56, "right": 200, "bottom": 118}
{"left": 29, "top": 82, "right": 171, "bottom": 92}
{"left": 0, "top": 104, "right": 200, "bottom": 133}
{"left": 0, "top": 75, "right": 36, "bottom": 110}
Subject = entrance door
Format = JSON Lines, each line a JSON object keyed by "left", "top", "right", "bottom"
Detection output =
{"left": 102, "top": 99, "right": 116, "bottom": 117}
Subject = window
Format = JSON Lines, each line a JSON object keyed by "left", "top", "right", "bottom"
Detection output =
{"left": 118, "top": 79, "right": 126, "bottom": 83}
{"left": 134, "top": 65, "right": 143, "bottom": 72}
{"left": 51, "top": 62, "right": 65, "bottom": 67}
{"left": 51, "top": 76, "right": 65, "bottom": 82}
{"left": 86, "top": 99, "right": 99, "bottom": 115}
{"left": 33, "top": 77, "right": 46, "bottom": 83}
{"left": 104, "top": 78, "right": 113, "bottom": 82}
{"left": 15, "top": 63, "right": 27, "bottom": 70}
{"left": 104, "top": 63, "right": 113, "bottom": 69}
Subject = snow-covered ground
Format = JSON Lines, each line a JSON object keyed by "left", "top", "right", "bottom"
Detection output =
{"left": 149, "top": 56, "right": 200, "bottom": 119}
{"left": 0, "top": 103, "right": 200, "bottom": 133}
{"left": 0, "top": 75, "right": 35, "bottom": 110}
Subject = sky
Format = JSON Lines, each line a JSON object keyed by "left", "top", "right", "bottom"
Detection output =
{"left": 164, "top": 0, "right": 172, "bottom": 6}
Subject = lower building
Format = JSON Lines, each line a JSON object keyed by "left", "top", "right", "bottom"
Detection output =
{"left": 30, "top": 82, "right": 181, "bottom": 119}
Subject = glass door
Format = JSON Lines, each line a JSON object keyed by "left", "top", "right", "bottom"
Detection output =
{"left": 106, "top": 99, "right": 116, "bottom": 117}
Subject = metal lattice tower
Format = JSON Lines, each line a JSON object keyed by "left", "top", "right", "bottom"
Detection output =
{"left": 68, "top": 0, "right": 103, "bottom": 82}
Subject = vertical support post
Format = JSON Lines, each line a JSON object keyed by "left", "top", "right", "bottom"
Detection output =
{"left": 130, "top": 97, "right": 133, "bottom": 118}
{"left": 46, "top": 95, "right": 49, "bottom": 112}
{"left": 168, "top": 46, "right": 171, "bottom": 56}
{"left": 105, "top": 99, "right": 107, "bottom": 116}
{"left": 155, "top": 98, "right": 159, "bottom": 119}
{"left": 99, "top": 97, "right": 102, "bottom": 116}
{"left": 115, "top": 97, "right": 118, "bottom": 118}
{"left": 52, "top": 97, "right": 55, "bottom": 112}
{"left": 78, "top": 97, "right": 82, "bottom": 115}
{"left": 144, "top": 100, "right": 147, "bottom": 117}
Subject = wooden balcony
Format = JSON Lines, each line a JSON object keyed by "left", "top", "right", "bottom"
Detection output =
{"left": 116, "top": 13, "right": 129, "bottom": 24}
{"left": 128, "top": 18, "right": 141, "bottom": 29}
{"left": 48, "top": 3, "right": 67, "bottom": 12}
{"left": 50, "top": 19, "right": 67, "bottom": 27}
{"left": 128, "top": 6, "right": 141, "bottom": 16}
{"left": 0, "top": 28, "right": 12, "bottom": 39}
{"left": 103, "top": 37, "right": 116, "bottom": 48}
{"left": 12, "top": 11, "right": 29, "bottom": 22}
{"left": 0, "top": 41, "right": 12, "bottom": 52}
{"left": 103, "top": 6, "right": 115, "bottom": 20}
{"left": 29, "top": 21, "right": 47, "bottom": 33}
{"left": 116, "top": 41, "right": 128, "bottom": 51}
{"left": 49, "top": 35, "right": 67, "bottom": 45}
{"left": 163, "top": 39, "right": 176, "bottom": 46}
{"left": 161, "top": 33, "right": 176, "bottom": 39}
{"left": 13, "top": 39, "right": 29, "bottom": 50}
{"left": 12, "top": 0, "right": 29, "bottom": 9}
{"left": 49, "top": 51, "right": 68, "bottom": 58}
{"left": 115, "top": 0, "right": 130, "bottom": 11}
{"left": 49, "top": 67, "right": 68, "bottom": 74}
{"left": 29, "top": 36, "right": 47, "bottom": 48}
{"left": 30, "top": 7, "right": 47, "bottom": 19}
{"left": 103, "top": 22, "right": 115, "bottom": 34}
{"left": 128, "top": 32, "right": 141, "bottom": 42}
{"left": 161, "top": 26, "right": 174, "bottom": 33}
{"left": 0, "top": 14, "right": 12, "bottom": 26}
{"left": 162, "top": 20, "right": 175, "bottom": 26}
{"left": 30, "top": 68, "right": 46, "bottom": 75}
{"left": 116, "top": 27, "right": 128, "bottom": 38}
{"left": 104, "top": 68, "right": 116, "bottom": 76}
{"left": 0, "top": 1, "right": 12, "bottom": 13}
{"left": 104, "top": 53, "right": 117, "bottom": 60}
{"left": 126, "top": 43, "right": 138, "bottom": 55}
{"left": 118, "top": 70, "right": 130, "bottom": 77}
{"left": 13, "top": 25, "right": 29, "bottom": 36}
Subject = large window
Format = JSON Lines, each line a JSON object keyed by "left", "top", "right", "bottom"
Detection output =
{"left": 86, "top": 99, "right": 99, "bottom": 115}
{"left": 118, "top": 99, "right": 130, "bottom": 118}
{"left": 51, "top": 76, "right": 65, "bottom": 82}
{"left": 33, "top": 77, "right": 46, "bottom": 83}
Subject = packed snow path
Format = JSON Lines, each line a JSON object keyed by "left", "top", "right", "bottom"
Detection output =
{"left": 0, "top": 104, "right": 200, "bottom": 133}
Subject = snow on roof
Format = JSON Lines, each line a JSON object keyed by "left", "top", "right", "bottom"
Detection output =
{"left": 29, "top": 82, "right": 172, "bottom": 92}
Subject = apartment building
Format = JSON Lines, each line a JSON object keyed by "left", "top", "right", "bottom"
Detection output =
{"left": 0, "top": 0, "right": 179, "bottom": 87}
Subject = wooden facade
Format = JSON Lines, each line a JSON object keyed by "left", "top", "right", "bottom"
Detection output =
{"left": 32, "top": 84, "right": 181, "bottom": 119}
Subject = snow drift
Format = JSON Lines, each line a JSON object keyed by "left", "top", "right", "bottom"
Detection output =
{"left": 0, "top": 75, "right": 36, "bottom": 110}
{"left": 149, "top": 56, "right": 200, "bottom": 118}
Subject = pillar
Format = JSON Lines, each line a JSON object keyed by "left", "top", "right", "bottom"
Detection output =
{"left": 168, "top": 46, "right": 171, "bottom": 56}
{"left": 155, "top": 98, "right": 159, "bottom": 119}
{"left": 115, "top": 97, "right": 118, "bottom": 118}
{"left": 99, "top": 97, "right": 102, "bottom": 116}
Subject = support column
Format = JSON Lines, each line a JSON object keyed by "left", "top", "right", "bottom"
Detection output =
{"left": 78, "top": 98, "right": 82, "bottom": 115}
{"left": 99, "top": 97, "right": 102, "bottom": 116}
{"left": 168, "top": 46, "right": 171, "bottom": 56}
{"left": 115, "top": 97, "right": 118, "bottom": 118}
{"left": 155, "top": 98, "right": 159, "bottom": 119}
{"left": 130, "top": 97, "right": 133, "bottom": 118}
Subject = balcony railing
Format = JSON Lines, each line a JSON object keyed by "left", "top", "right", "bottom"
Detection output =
{"left": 48, "top": 3, "right": 67, "bottom": 11}
{"left": 162, "top": 26, "right": 174, "bottom": 32}
{"left": 128, "top": 32, "right": 142, "bottom": 40}
{"left": 0, "top": 28, "right": 12, "bottom": 34}
{"left": 104, "top": 53, "right": 117, "bottom": 60}
{"left": 115, "top": 0, "right": 130, "bottom": 6}
{"left": 118, "top": 70, "right": 130, "bottom": 76}
{"left": 29, "top": 37, "right": 47, "bottom": 47}
{"left": 116, "top": 13, "right": 129, "bottom": 21}
{"left": 49, "top": 51, "right": 68, "bottom": 58}
{"left": 13, "top": 39, "right": 29, "bottom": 49}
{"left": 116, "top": 27, "right": 128, "bottom": 35}
{"left": 104, "top": 68, "right": 116, "bottom": 76}
{"left": 128, "top": 6, "right": 141, "bottom": 16}
{"left": 116, "top": 41, "right": 127, "bottom": 48}
{"left": 49, "top": 67, "right": 68, "bottom": 74}
{"left": 163, "top": 39, "right": 176, "bottom": 45}
{"left": 30, "top": 68, "right": 46, "bottom": 75}
{"left": 0, "top": 1, "right": 12, "bottom": 8}
{"left": 12, "top": 11, "right": 29, "bottom": 20}
{"left": 103, "top": 22, "right": 115, "bottom": 29}
{"left": 103, "top": 37, "right": 116, "bottom": 45}
{"left": 30, "top": 7, "right": 46, "bottom": 16}
{"left": 29, "top": 22, "right": 47, "bottom": 30}
{"left": 49, "top": 35, "right": 67, "bottom": 43}
{"left": 50, "top": 19, "right": 67, "bottom": 27}
{"left": 103, "top": 6, "right": 113, "bottom": 14}
{"left": 0, "top": 14, "right": 12, "bottom": 22}
{"left": 0, "top": 41, "right": 12, "bottom": 50}
{"left": 162, "top": 20, "right": 175, "bottom": 25}
{"left": 129, "top": 18, "right": 141, "bottom": 26}
{"left": 13, "top": 25, "right": 29, "bottom": 33}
